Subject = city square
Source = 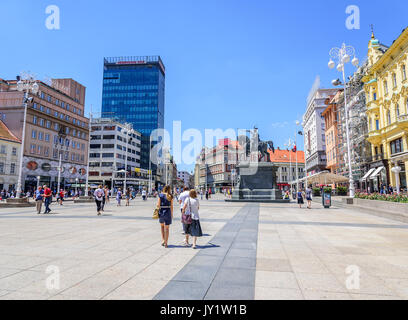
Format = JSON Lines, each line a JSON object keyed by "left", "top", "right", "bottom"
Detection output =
{"left": 0, "top": 196, "right": 407, "bottom": 300}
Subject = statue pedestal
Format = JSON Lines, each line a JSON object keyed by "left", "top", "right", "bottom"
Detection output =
{"left": 226, "top": 162, "right": 289, "bottom": 203}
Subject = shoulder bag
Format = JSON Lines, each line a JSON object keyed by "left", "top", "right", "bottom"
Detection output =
{"left": 153, "top": 196, "right": 160, "bottom": 219}
{"left": 181, "top": 198, "right": 192, "bottom": 225}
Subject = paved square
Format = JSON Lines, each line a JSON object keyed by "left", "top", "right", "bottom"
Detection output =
{"left": 0, "top": 196, "right": 407, "bottom": 300}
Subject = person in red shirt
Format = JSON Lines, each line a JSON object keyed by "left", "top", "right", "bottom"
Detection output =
{"left": 58, "top": 189, "right": 65, "bottom": 206}
{"left": 43, "top": 185, "right": 52, "bottom": 214}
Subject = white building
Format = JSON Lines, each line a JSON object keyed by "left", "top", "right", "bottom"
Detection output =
{"left": 0, "top": 120, "right": 21, "bottom": 192}
{"left": 88, "top": 118, "right": 149, "bottom": 189}
{"left": 177, "top": 171, "right": 191, "bottom": 188}
{"left": 303, "top": 87, "right": 338, "bottom": 175}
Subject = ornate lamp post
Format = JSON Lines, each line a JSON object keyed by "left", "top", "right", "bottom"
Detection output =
{"left": 75, "top": 177, "right": 79, "bottom": 196}
{"left": 16, "top": 74, "right": 39, "bottom": 198}
{"left": 328, "top": 43, "right": 359, "bottom": 198}
{"left": 122, "top": 123, "right": 133, "bottom": 192}
{"left": 284, "top": 138, "right": 294, "bottom": 193}
{"left": 84, "top": 110, "right": 92, "bottom": 197}
{"left": 55, "top": 127, "right": 67, "bottom": 195}
{"left": 298, "top": 125, "right": 307, "bottom": 189}
{"left": 295, "top": 121, "right": 302, "bottom": 191}
{"left": 36, "top": 175, "right": 41, "bottom": 190}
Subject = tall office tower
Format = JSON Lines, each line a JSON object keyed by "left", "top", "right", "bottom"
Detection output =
{"left": 101, "top": 56, "right": 165, "bottom": 170}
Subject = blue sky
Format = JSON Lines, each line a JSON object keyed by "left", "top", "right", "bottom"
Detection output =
{"left": 0, "top": 0, "right": 406, "bottom": 172}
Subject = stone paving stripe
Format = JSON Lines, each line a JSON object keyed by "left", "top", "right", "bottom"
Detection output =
{"left": 154, "top": 204, "right": 260, "bottom": 300}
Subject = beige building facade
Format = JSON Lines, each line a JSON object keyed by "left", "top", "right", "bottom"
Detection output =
{"left": 0, "top": 78, "right": 90, "bottom": 192}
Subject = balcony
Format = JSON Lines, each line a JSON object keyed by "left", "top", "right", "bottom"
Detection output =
{"left": 368, "top": 129, "right": 381, "bottom": 137}
{"left": 367, "top": 153, "right": 385, "bottom": 163}
{"left": 367, "top": 101, "right": 379, "bottom": 112}
{"left": 397, "top": 114, "right": 408, "bottom": 124}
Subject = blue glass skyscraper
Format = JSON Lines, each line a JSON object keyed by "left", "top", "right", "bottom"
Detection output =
{"left": 101, "top": 56, "right": 165, "bottom": 169}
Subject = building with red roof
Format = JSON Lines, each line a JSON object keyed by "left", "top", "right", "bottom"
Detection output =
{"left": 268, "top": 148, "right": 305, "bottom": 190}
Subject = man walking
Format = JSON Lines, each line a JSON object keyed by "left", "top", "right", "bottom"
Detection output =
{"left": 305, "top": 185, "right": 313, "bottom": 209}
{"left": 34, "top": 186, "right": 44, "bottom": 214}
{"left": 43, "top": 185, "right": 52, "bottom": 214}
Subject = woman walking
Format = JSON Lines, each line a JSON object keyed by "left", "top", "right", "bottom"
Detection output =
{"left": 104, "top": 185, "right": 110, "bottom": 203}
{"left": 94, "top": 185, "right": 104, "bottom": 215}
{"left": 116, "top": 188, "right": 122, "bottom": 206}
{"left": 297, "top": 188, "right": 305, "bottom": 209}
{"left": 305, "top": 185, "right": 312, "bottom": 209}
{"left": 157, "top": 185, "right": 173, "bottom": 248}
{"left": 182, "top": 189, "right": 202, "bottom": 249}
{"left": 125, "top": 188, "right": 130, "bottom": 206}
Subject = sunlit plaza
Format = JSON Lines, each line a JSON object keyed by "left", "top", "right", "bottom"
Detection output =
{"left": 0, "top": 196, "right": 407, "bottom": 300}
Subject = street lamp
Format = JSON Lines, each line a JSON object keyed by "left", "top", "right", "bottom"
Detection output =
{"left": 148, "top": 131, "right": 157, "bottom": 195}
{"left": 84, "top": 109, "right": 92, "bottom": 197}
{"left": 123, "top": 124, "right": 133, "bottom": 192}
{"left": 16, "top": 74, "right": 39, "bottom": 198}
{"left": 299, "top": 122, "right": 309, "bottom": 189}
{"left": 328, "top": 43, "right": 359, "bottom": 198}
{"left": 55, "top": 131, "right": 66, "bottom": 195}
{"left": 295, "top": 120, "right": 302, "bottom": 191}
{"left": 36, "top": 176, "right": 41, "bottom": 190}
{"left": 284, "top": 138, "right": 294, "bottom": 192}
{"left": 75, "top": 178, "right": 79, "bottom": 196}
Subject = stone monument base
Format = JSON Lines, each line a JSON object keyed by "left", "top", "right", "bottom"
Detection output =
{"left": 226, "top": 189, "right": 289, "bottom": 203}
{"left": 225, "top": 162, "right": 289, "bottom": 203}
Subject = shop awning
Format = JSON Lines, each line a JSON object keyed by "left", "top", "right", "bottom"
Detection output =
{"left": 369, "top": 166, "right": 384, "bottom": 179}
{"left": 360, "top": 168, "right": 376, "bottom": 181}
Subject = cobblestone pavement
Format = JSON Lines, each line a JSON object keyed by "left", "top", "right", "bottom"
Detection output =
{"left": 0, "top": 196, "right": 407, "bottom": 300}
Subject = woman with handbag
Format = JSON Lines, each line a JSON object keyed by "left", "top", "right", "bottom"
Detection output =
{"left": 156, "top": 185, "right": 173, "bottom": 248}
{"left": 182, "top": 189, "right": 202, "bottom": 249}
